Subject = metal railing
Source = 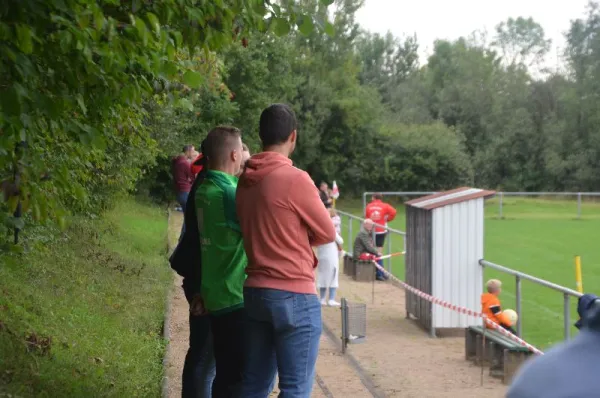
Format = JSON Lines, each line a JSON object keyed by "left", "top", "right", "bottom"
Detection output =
{"left": 479, "top": 259, "right": 582, "bottom": 341}
{"left": 363, "top": 191, "right": 600, "bottom": 219}
{"left": 335, "top": 209, "right": 406, "bottom": 273}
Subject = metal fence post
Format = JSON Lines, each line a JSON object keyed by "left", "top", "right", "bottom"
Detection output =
{"left": 499, "top": 192, "right": 504, "bottom": 218}
{"left": 563, "top": 293, "right": 570, "bottom": 341}
{"left": 341, "top": 298, "right": 348, "bottom": 353}
{"left": 515, "top": 276, "right": 522, "bottom": 337}
{"left": 348, "top": 217, "right": 353, "bottom": 254}
{"left": 577, "top": 192, "right": 582, "bottom": 219}
{"left": 362, "top": 192, "right": 367, "bottom": 215}
{"left": 387, "top": 230, "right": 392, "bottom": 272}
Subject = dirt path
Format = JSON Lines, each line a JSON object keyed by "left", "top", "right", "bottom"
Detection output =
{"left": 320, "top": 270, "right": 508, "bottom": 398}
{"left": 164, "top": 212, "right": 370, "bottom": 397}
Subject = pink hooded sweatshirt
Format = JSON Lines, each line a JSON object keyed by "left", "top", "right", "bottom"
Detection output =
{"left": 236, "top": 151, "right": 336, "bottom": 294}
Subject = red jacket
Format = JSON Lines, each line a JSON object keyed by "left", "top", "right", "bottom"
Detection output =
{"left": 190, "top": 153, "right": 205, "bottom": 177}
{"left": 365, "top": 199, "right": 397, "bottom": 233}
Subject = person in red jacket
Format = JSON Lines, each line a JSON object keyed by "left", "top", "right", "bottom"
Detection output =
{"left": 365, "top": 194, "right": 397, "bottom": 279}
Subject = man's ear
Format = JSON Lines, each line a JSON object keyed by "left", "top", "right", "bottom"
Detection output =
{"left": 289, "top": 130, "right": 297, "bottom": 144}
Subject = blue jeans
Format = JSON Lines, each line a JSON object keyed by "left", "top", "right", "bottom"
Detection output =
{"left": 182, "top": 313, "right": 216, "bottom": 398}
{"left": 240, "top": 288, "right": 322, "bottom": 398}
{"left": 176, "top": 191, "right": 189, "bottom": 237}
{"left": 375, "top": 259, "right": 386, "bottom": 279}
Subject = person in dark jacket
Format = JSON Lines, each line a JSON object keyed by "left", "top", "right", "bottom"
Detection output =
{"left": 507, "top": 293, "right": 600, "bottom": 398}
{"left": 172, "top": 152, "right": 216, "bottom": 398}
{"left": 353, "top": 219, "right": 385, "bottom": 280}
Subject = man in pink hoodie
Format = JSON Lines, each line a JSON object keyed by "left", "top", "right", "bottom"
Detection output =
{"left": 236, "top": 104, "right": 336, "bottom": 397}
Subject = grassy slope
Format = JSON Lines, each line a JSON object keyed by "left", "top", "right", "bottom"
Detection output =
{"left": 337, "top": 197, "right": 600, "bottom": 349}
{"left": 0, "top": 199, "right": 171, "bottom": 397}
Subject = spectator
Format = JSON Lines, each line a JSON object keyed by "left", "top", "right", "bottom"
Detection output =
{"left": 316, "top": 210, "right": 344, "bottom": 307}
{"left": 507, "top": 294, "right": 600, "bottom": 398}
{"left": 319, "top": 181, "right": 333, "bottom": 208}
{"left": 236, "top": 103, "right": 335, "bottom": 397}
{"left": 330, "top": 208, "right": 341, "bottom": 235}
{"left": 365, "top": 193, "right": 397, "bottom": 279}
{"left": 481, "top": 279, "right": 516, "bottom": 334}
{"left": 172, "top": 145, "right": 195, "bottom": 234}
{"left": 353, "top": 219, "right": 382, "bottom": 279}
{"left": 191, "top": 152, "right": 205, "bottom": 178}
{"left": 172, "top": 144, "right": 195, "bottom": 208}
{"left": 169, "top": 148, "right": 216, "bottom": 398}
{"left": 194, "top": 126, "right": 247, "bottom": 397}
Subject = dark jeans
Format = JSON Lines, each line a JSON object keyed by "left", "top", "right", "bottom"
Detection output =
{"left": 374, "top": 233, "right": 387, "bottom": 279}
{"left": 182, "top": 313, "right": 216, "bottom": 398}
{"left": 176, "top": 191, "right": 189, "bottom": 237}
{"left": 209, "top": 308, "right": 246, "bottom": 398}
{"left": 240, "top": 288, "right": 321, "bottom": 398}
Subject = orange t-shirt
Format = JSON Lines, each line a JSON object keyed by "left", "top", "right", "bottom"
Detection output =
{"left": 481, "top": 293, "right": 511, "bottom": 328}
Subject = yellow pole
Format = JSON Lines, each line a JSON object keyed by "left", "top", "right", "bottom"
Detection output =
{"left": 575, "top": 255, "right": 583, "bottom": 293}
{"left": 332, "top": 198, "right": 336, "bottom": 209}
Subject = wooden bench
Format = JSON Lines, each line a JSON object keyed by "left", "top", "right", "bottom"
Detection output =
{"left": 353, "top": 259, "right": 375, "bottom": 282}
{"left": 342, "top": 254, "right": 355, "bottom": 276}
{"left": 465, "top": 325, "right": 532, "bottom": 384}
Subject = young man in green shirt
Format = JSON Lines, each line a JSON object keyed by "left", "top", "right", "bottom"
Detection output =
{"left": 192, "top": 126, "right": 247, "bottom": 397}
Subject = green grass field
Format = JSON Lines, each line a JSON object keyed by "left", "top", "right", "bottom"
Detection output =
{"left": 0, "top": 199, "right": 171, "bottom": 397}
{"left": 338, "top": 197, "right": 600, "bottom": 350}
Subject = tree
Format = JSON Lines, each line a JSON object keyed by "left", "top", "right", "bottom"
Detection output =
{"left": 493, "top": 17, "right": 552, "bottom": 70}
{"left": 0, "top": 0, "right": 334, "bottom": 240}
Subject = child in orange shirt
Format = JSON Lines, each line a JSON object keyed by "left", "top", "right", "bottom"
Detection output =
{"left": 481, "top": 279, "right": 516, "bottom": 334}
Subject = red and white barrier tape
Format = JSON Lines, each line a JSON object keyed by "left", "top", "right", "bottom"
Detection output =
{"left": 371, "top": 261, "right": 544, "bottom": 355}
{"left": 374, "top": 251, "right": 405, "bottom": 261}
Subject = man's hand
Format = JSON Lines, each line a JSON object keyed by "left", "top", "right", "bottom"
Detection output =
{"left": 190, "top": 294, "right": 207, "bottom": 316}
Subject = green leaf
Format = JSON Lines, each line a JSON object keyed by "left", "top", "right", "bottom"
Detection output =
{"left": 298, "top": 15, "right": 314, "bottom": 36}
{"left": 76, "top": 94, "right": 87, "bottom": 115}
{"left": 15, "top": 24, "right": 33, "bottom": 54}
{"left": 135, "top": 16, "right": 149, "bottom": 46}
{"left": 324, "top": 21, "right": 335, "bottom": 36}
{"left": 183, "top": 70, "right": 203, "bottom": 88}
{"left": 319, "top": 0, "right": 335, "bottom": 5}
{"left": 177, "top": 98, "right": 194, "bottom": 111}
{"left": 146, "top": 12, "right": 160, "bottom": 35}
{"left": 272, "top": 18, "right": 290, "bottom": 37}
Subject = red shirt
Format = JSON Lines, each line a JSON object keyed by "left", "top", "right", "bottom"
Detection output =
{"left": 172, "top": 155, "right": 193, "bottom": 193}
{"left": 365, "top": 199, "right": 397, "bottom": 233}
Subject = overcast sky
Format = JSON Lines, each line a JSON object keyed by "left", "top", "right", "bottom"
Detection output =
{"left": 355, "top": 0, "right": 592, "bottom": 69}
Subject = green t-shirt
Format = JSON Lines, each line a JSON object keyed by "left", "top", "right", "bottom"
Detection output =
{"left": 195, "top": 170, "right": 247, "bottom": 315}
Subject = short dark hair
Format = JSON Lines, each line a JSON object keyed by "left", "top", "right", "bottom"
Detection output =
{"left": 373, "top": 193, "right": 383, "bottom": 200}
{"left": 203, "top": 126, "right": 242, "bottom": 165}
{"left": 259, "top": 104, "right": 297, "bottom": 147}
{"left": 183, "top": 144, "right": 194, "bottom": 153}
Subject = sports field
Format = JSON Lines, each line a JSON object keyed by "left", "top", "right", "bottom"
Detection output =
{"left": 338, "top": 196, "right": 600, "bottom": 350}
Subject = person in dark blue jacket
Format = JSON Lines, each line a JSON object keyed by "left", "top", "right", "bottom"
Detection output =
{"left": 170, "top": 152, "right": 216, "bottom": 398}
{"left": 507, "top": 293, "right": 600, "bottom": 398}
